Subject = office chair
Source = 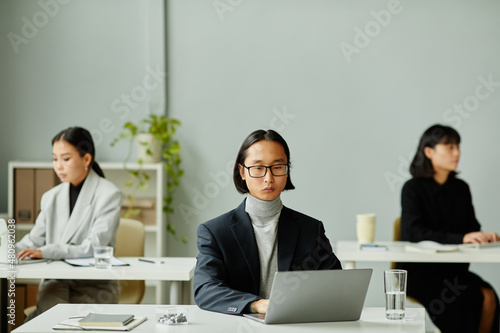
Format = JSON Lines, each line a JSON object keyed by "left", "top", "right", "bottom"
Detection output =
{"left": 115, "top": 218, "right": 146, "bottom": 304}
{"left": 392, "top": 217, "right": 420, "bottom": 303}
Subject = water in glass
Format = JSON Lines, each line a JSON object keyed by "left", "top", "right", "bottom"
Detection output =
{"left": 385, "top": 291, "right": 406, "bottom": 320}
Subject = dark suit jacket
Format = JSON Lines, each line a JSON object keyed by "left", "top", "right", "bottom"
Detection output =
{"left": 194, "top": 199, "right": 342, "bottom": 315}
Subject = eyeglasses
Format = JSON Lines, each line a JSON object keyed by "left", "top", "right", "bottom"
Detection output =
{"left": 242, "top": 164, "right": 289, "bottom": 178}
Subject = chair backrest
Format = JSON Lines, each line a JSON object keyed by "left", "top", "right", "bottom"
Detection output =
{"left": 115, "top": 218, "right": 146, "bottom": 304}
{"left": 115, "top": 218, "right": 145, "bottom": 257}
{"left": 393, "top": 217, "right": 401, "bottom": 242}
{"left": 391, "top": 217, "right": 424, "bottom": 307}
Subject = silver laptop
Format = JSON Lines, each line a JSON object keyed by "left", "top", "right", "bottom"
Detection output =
{"left": 243, "top": 268, "right": 372, "bottom": 324}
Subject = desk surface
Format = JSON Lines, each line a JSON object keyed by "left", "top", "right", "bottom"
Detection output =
{"left": 336, "top": 241, "right": 500, "bottom": 263}
{"left": 0, "top": 256, "right": 196, "bottom": 329}
{"left": 0, "top": 257, "right": 196, "bottom": 280}
{"left": 12, "top": 304, "right": 426, "bottom": 333}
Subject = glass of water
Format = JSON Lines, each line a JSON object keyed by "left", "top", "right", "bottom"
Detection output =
{"left": 93, "top": 246, "right": 113, "bottom": 269}
{"left": 384, "top": 269, "right": 407, "bottom": 320}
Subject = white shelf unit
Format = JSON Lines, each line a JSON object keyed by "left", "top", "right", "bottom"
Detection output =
{"left": 8, "top": 161, "right": 167, "bottom": 303}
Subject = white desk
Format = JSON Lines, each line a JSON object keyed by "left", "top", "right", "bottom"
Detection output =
{"left": 1, "top": 257, "right": 196, "bottom": 303}
{"left": 1, "top": 257, "right": 196, "bottom": 332}
{"left": 336, "top": 241, "right": 500, "bottom": 269}
{"left": 12, "top": 304, "right": 426, "bottom": 333}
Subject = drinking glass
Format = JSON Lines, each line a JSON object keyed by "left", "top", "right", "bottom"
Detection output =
{"left": 93, "top": 246, "right": 113, "bottom": 269}
{"left": 384, "top": 269, "right": 407, "bottom": 320}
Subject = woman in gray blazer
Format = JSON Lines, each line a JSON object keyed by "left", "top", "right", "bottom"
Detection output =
{"left": 16, "top": 127, "right": 123, "bottom": 320}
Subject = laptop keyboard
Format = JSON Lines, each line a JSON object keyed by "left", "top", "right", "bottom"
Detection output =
{"left": 462, "top": 242, "right": 500, "bottom": 249}
{"left": 477, "top": 242, "right": 500, "bottom": 249}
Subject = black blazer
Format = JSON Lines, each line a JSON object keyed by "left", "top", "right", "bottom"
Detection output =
{"left": 194, "top": 199, "right": 342, "bottom": 315}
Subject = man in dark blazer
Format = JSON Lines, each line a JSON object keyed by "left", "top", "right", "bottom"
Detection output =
{"left": 194, "top": 129, "right": 342, "bottom": 315}
{"left": 194, "top": 200, "right": 341, "bottom": 315}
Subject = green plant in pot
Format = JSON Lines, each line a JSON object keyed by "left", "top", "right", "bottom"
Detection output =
{"left": 111, "top": 114, "right": 186, "bottom": 243}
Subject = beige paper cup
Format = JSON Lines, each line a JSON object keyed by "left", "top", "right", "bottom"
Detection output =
{"left": 356, "top": 213, "right": 376, "bottom": 244}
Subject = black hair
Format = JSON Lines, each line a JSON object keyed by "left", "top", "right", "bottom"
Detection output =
{"left": 233, "top": 129, "right": 295, "bottom": 194}
{"left": 409, "top": 124, "right": 461, "bottom": 178}
{"left": 52, "top": 127, "right": 105, "bottom": 178}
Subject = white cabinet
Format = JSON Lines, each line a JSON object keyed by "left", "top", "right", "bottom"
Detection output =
{"left": 8, "top": 161, "right": 167, "bottom": 303}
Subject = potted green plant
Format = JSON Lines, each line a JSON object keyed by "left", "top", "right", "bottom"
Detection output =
{"left": 111, "top": 114, "right": 186, "bottom": 243}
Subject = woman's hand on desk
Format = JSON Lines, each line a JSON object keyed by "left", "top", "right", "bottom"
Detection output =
{"left": 251, "top": 299, "right": 269, "bottom": 314}
{"left": 463, "top": 231, "right": 500, "bottom": 244}
{"left": 17, "top": 249, "right": 43, "bottom": 260}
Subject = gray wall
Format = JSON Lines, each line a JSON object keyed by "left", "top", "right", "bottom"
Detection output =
{"left": 0, "top": 0, "right": 166, "bottom": 208}
{"left": 1, "top": 0, "right": 500, "bottom": 310}
{"left": 166, "top": 0, "right": 500, "bottom": 309}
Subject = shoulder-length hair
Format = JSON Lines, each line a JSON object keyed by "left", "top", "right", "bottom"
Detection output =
{"left": 233, "top": 129, "right": 295, "bottom": 194}
{"left": 52, "top": 127, "right": 105, "bottom": 178}
{"left": 410, "top": 124, "right": 461, "bottom": 178}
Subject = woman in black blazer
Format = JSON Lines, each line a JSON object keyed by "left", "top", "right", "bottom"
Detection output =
{"left": 194, "top": 129, "right": 342, "bottom": 315}
{"left": 399, "top": 124, "right": 499, "bottom": 333}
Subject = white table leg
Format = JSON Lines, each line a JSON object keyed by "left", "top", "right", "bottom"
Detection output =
{"left": 170, "top": 281, "right": 181, "bottom": 304}
{"left": 343, "top": 261, "right": 356, "bottom": 269}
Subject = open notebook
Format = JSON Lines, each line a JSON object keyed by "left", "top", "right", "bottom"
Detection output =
{"left": 64, "top": 257, "right": 129, "bottom": 266}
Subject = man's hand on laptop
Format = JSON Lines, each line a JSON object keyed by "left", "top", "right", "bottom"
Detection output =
{"left": 252, "top": 299, "right": 269, "bottom": 314}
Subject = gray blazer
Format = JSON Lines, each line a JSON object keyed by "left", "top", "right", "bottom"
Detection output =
{"left": 16, "top": 169, "right": 123, "bottom": 259}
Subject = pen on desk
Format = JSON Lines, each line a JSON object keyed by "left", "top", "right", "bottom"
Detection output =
{"left": 139, "top": 258, "right": 156, "bottom": 264}
{"left": 139, "top": 258, "right": 165, "bottom": 264}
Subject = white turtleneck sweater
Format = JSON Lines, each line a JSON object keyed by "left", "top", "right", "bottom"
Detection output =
{"left": 245, "top": 194, "right": 282, "bottom": 299}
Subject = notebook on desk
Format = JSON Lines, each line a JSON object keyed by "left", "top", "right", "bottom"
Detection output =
{"left": 243, "top": 268, "right": 372, "bottom": 324}
{"left": 53, "top": 315, "right": 147, "bottom": 331}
